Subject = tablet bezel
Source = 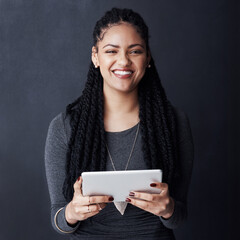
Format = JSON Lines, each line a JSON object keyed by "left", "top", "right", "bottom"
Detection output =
{"left": 82, "top": 169, "right": 162, "bottom": 202}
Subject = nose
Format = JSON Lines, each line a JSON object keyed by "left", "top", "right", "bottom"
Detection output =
{"left": 118, "top": 51, "right": 131, "bottom": 66}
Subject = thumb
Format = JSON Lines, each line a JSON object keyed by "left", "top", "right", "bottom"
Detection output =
{"left": 73, "top": 176, "right": 83, "bottom": 196}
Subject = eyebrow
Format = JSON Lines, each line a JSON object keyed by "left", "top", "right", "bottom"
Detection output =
{"left": 102, "top": 44, "right": 145, "bottom": 49}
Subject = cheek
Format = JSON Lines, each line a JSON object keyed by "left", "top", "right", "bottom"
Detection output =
{"left": 136, "top": 57, "right": 147, "bottom": 70}
{"left": 99, "top": 59, "right": 113, "bottom": 78}
{"left": 137, "top": 62, "right": 147, "bottom": 74}
{"left": 98, "top": 55, "right": 114, "bottom": 68}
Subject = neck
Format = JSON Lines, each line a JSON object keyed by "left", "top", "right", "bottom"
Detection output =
{"left": 103, "top": 88, "right": 139, "bottom": 116}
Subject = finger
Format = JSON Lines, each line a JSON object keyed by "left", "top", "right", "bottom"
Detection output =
{"left": 129, "top": 191, "right": 160, "bottom": 202}
{"left": 73, "top": 176, "right": 83, "bottom": 196}
{"left": 150, "top": 182, "right": 168, "bottom": 192}
{"left": 74, "top": 204, "right": 100, "bottom": 216}
{"left": 74, "top": 205, "right": 100, "bottom": 221}
{"left": 87, "top": 203, "right": 107, "bottom": 212}
{"left": 98, "top": 203, "right": 107, "bottom": 210}
{"left": 84, "top": 209, "right": 102, "bottom": 219}
{"left": 88, "top": 195, "right": 114, "bottom": 204}
{"left": 86, "top": 204, "right": 102, "bottom": 213}
{"left": 126, "top": 197, "right": 166, "bottom": 216}
{"left": 84, "top": 211, "right": 100, "bottom": 218}
{"left": 126, "top": 197, "right": 154, "bottom": 213}
{"left": 79, "top": 195, "right": 113, "bottom": 205}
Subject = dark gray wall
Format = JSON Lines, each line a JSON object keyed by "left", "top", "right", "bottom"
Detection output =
{"left": 1, "top": 0, "right": 239, "bottom": 239}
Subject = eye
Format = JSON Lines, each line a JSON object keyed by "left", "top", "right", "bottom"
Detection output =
{"left": 130, "top": 50, "right": 143, "bottom": 54}
{"left": 105, "top": 50, "right": 117, "bottom": 54}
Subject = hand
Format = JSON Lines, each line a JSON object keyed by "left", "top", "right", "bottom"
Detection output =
{"left": 126, "top": 182, "right": 175, "bottom": 219}
{"left": 65, "top": 176, "right": 114, "bottom": 225}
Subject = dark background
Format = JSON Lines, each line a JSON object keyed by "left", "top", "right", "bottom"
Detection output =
{"left": 1, "top": 0, "right": 239, "bottom": 239}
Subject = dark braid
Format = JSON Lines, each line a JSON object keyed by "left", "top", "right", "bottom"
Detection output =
{"left": 63, "top": 8, "right": 178, "bottom": 202}
{"left": 139, "top": 59, "right": 179, "bottom": 185}
{"left": 63, "top": 63, "right": 106, "bottom": 200}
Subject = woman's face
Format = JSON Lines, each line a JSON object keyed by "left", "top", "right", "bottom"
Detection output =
{"left": 92, "top": 22, "right": 151, "bottom": 94}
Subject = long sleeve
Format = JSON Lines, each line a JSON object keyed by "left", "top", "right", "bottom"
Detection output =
{"left": 44, "top": 113, "right": 80, "bottom": 234}
{"left": 44, "top": 108, "right": 194, "bottom": 237}
{"left": 159, "top": 107, "right": 194, "bottom": 229}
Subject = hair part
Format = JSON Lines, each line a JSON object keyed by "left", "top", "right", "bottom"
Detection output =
{"left": 93, "top": 8, "right": 150, "bottom": 50}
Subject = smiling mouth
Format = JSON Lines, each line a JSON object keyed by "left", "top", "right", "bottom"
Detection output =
{"left": 112, "top": 70, "right": 134, "bottom": 78}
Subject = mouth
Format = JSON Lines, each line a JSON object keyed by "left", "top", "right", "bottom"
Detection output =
{"left": 112, "top": 69, "right": 134, "bottom": 79}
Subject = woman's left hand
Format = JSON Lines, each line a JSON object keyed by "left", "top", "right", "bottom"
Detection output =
{"left": 126, "top": 182, "right": 175, "bottom": 219}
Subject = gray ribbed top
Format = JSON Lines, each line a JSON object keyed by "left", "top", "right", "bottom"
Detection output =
{"left": 105, "top": 122, "right": 147, "bottom": 171}
{"left": 44, "top": 107, "right": 194, "bottom": 239}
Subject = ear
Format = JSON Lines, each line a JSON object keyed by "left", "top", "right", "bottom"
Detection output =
{"left": 147, "top": 50, "right": 151, "bottom": 66}
{"left": 91, "top": 46, "right": 99, "bottom": 68}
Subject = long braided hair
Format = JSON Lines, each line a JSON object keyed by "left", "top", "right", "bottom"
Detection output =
{"left": 63, "top": 8, "right": 178, "bottom": 202}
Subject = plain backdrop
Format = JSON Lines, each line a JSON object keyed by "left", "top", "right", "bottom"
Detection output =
{"left": 1, "top": 0, "right": 239, "bottom": 239}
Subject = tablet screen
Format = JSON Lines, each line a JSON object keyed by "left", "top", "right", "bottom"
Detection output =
{"left": 82, "top": 169, "right": 162, "bottom": 202}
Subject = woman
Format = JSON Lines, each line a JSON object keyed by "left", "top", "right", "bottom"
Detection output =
{"left": 45, "top": 7, "right": 194, "bottom": 240}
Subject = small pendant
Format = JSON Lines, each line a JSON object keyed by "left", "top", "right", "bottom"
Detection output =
{"left": 114, "top": 202, "right": 128, "bottom": 215}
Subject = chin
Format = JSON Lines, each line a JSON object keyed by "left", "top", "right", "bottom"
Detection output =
{"left": 114, "top": 84, "right": 138, "bottom": 93}
{"left": 103, "top": 78, "right": 139, "bottom": 93}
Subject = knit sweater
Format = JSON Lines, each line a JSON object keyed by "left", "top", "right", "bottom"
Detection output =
{"left": 44, "top": 107, "right": 194, "bottom": 239}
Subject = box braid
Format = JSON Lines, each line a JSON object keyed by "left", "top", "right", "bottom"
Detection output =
{"left": 63, "top": 8, "right": 179, "bottom": 202}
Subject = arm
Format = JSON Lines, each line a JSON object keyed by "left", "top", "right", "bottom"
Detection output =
{"left": 126, "top": 108, "right": 194, "bottom": 229}
{"left": 160, "top": 108, "right": 194, "bottom": 229}
{"left": 44, "top": 113, "right": 112, "bottom": 234}
{"left": 44, "top": 113, "right": 81, "bottom": 234}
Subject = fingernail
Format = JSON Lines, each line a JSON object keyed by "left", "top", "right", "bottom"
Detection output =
{"left": 77, "top": 176, "right": 81, "bottom": 181}
{"left": 150, "top": 183, "right": 156, "bottom": 187}
{"left": 129, "top": 192, "right": 135, "bottom": 196}
{"left": 97, "top": 204, "right": 102, "bottom": 211}
{"left": 125, "top": 198, "right": 131, "bottom": 202}
{"left": 109, "top": 197, "right": 114, "bottom": 201}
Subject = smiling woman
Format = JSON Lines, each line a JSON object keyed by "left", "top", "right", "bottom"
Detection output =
{"left": 92, "top": 22, "right": 150, "bottom": 96}
{"left": 44, "top": 7, "right": 194, "bottom": 240}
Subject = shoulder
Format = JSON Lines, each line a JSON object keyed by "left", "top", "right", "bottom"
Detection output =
{"left": 47, "top": 111, "right": 71, "bottom": 145}
{"left": 49, "top": 111, "right": 71, "bottom": 129}
{"left": 48, "top": 112, "right": 66, "bottom": 133}
{"left": 172, "top": 105, "right": 193, "bottom": 143}
{"left": 172, "top": 105, "right": 189, "bottom": 123}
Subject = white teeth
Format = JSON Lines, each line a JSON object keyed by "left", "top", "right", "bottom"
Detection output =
{"left": 113, "top": 70, "right": 132, "bottom": 75}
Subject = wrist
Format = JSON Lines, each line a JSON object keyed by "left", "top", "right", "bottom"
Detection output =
{"left": 161, "top": 197, "right": 175, "bottom": 219}
{"left": 65, "top": 202, "right": 78, "bottom": 225}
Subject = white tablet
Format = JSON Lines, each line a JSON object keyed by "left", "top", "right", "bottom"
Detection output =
{"left": 82, "top": 169, "right": 162, "bottom": 202}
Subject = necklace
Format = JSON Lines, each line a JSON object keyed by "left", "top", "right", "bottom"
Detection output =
{"left": 105, "top": 122, "right": 140, "bottom": 171}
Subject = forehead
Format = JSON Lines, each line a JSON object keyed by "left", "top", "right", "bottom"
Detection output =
{"left": 97, "top": 23, "right": 145, "bottom": 47}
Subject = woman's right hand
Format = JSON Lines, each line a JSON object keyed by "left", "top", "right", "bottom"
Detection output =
{"left": 65, "top": 176, "right": 114, "bottom": 225}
